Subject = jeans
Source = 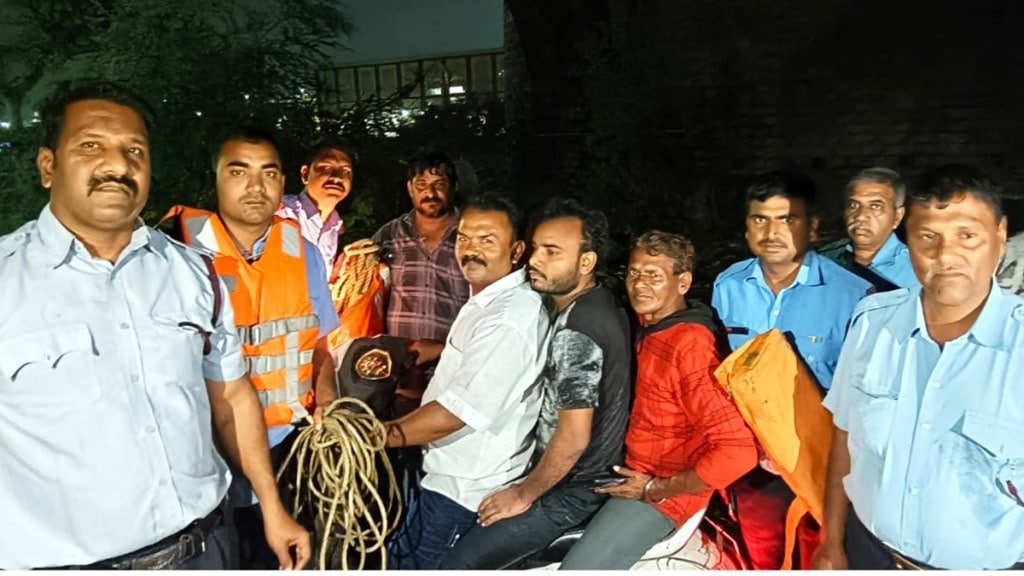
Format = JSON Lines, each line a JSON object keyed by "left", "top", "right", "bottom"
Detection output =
{"left": 558, "top": 497, "right": 675, "bottom": 570}
{"left": 386, "top": 488, "right": 477, "bottom": 570}
{"left": 441, "top": 484, "right": 606, "bottom": 570}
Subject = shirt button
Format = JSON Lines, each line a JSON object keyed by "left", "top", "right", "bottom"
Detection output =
{"left": 145, "top": 426, "right": 156, "bottom": 434}
{"left": 930, "top": 380, "right": 941, "bottom": 389}
{"left": 772, "top": 310, "right": 781, "bottom": 317}
{"left": 909, "top": 486, "right": 919, "bottom": 496}
{"left": 159, "top": 479, "right": 168, "bottom": 486}
{"left": 921, "top": 422, "right": 932, "bottom": 431}
{"left": 119, "top": 322, "right": 130, "bottom": 330}
{"left": 807, "top": 355, "right": 816, "bottom": 362}
{"left": 130, "top": 374, "right": 140, "bottom": 383}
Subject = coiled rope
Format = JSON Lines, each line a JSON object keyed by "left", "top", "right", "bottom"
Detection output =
{"left": 277, "top": 397, "right": 402, "bottom": 570}
{"left": 331, "top": 239, "right": 381, "bottom": 310}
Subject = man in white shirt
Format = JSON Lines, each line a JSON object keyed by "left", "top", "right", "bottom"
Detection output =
{"left": 382, "top": 193, "right": 551, "bottom": 570}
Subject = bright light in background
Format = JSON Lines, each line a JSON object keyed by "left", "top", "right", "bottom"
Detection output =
{"left": 450, "top": 85, "right": 465, "bottom": 94}
{"left": 195, "top": 111, "right": 203, "bottom": 117}
{"left": 0, "top": 121, "right": 10, "bottom": 130}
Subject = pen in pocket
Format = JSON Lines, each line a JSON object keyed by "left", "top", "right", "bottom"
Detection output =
{"left": 1008, "top": 480, "right": 1024, "bottom": 507}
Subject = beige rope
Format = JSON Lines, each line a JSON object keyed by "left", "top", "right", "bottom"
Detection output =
{"left": 277, "top": 398, "right": 402, "bottom": 570}
{"left": 330, "top": 239, "right": 381, "bottom": 310}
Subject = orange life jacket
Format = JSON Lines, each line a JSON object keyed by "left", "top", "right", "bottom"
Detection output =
{"left": 161, "top": 206, "right": 319, "bottom": 427}
{"left": 714, "top": 329, "right": 833, "bottom": 570}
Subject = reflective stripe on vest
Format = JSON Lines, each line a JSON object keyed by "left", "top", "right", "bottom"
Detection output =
{"left": 281, "top": 224, "right": 301, "bottom": 258}
{"left": 248, "top": 348, "right": 316, "bottom": 375}
{"left": 238, "top": 314, "right": 320, "bottom": 346}
{"left": 256, "top": 378, "right": 313, "bottom": 415}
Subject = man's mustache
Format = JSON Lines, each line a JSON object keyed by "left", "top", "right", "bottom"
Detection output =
{"left": 527, "top": 266, "right": 545, "bottom": 279}
{"left": 758, "top": 240, "right": 787, "bottom": 247}
{"left": 460, "top": 255, "right": 486, "bottom": 267}
{"left": 88, "top": 175, "right": 138, "bottom": 196}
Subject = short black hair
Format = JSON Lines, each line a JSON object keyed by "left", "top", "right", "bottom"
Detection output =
{"left": 211, "top": 124, "right": 282, "bottom": 170}
{"left": 39, "top": 79, "right": 155, "bottom": 151}
{"left": 536, "top": 196, "right": 611, "bottom": 263}
{"left": 463, "top": 192, "right": 524, "bottom": 241}
{"left": 304, "top": 136, "right": 358, "bottom": 167}
{"left": 404, "top": 148, "right": 458, "bottom": 188}
{"left": 745, "top": 170, "right": 817, "bottom": 210}
{"left": 909, "top": 164, "right": 1004, "bottom": 221}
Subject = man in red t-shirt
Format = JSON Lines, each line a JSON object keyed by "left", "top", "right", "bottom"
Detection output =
{"left": 560, "top": 230, "right": 758, "bottom": 570}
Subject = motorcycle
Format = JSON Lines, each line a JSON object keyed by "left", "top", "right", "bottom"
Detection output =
{"left": 335, "top": 335, "right": 752, "bottom": 571}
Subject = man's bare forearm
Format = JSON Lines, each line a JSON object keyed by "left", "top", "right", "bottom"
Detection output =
{"left": 518, "top": 416, "right": 590, "bottom": 501}
{"left": 207, "top": 377, "right": 287, "bottom": 515}
{"left": 820, "top": 426, "right": 852, "bottom": 548}
{"left": 312, "top": 338, "right": 337, "bottom": 407}
{"left": 384, "top": 400, "right": 465, "bottom": 447}
{"left": 647, "top": 469, "right": 709, "bottom": 502}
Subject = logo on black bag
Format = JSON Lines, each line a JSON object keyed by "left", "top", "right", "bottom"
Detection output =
{"left": 355, "top": 348, "right": 393, "bottom": 380}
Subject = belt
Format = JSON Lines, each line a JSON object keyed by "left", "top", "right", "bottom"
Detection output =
{"left": 48, "top": 502, "right": 225, "bottom": 570}
{"left": 883, "top": 537, "right": 1023, "bottom": 571}
{"left": 888, "top": 548, "right": 934, "bottom": 571}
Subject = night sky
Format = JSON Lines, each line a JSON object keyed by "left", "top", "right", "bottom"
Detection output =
{"left": 332, "top": 0, "right": 504, "bottom": 65}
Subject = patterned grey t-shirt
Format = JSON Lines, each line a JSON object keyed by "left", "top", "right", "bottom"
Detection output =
{"left": 533, "top": 286, "right": 632, "bottom": 487}
{"left": 997, "top": 232, "right": 1024, "bottom": 297}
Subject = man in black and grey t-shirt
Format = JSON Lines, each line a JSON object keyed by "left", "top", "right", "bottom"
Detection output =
{"left": 442, "top": 197, "right": 632, "bottom": 570}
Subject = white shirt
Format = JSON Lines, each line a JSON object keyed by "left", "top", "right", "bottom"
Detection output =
{"left": 0, "top": 205, "right": 245, "bottom": 569}
{"left": 420, "top": 268, "right": 551, "bottom": 510}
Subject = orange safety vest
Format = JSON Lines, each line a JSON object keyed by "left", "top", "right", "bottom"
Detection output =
{"left": 161, "top": 206, "right": 319, "bottom": 427}
{"left": 714, "top": 329, "right": 833, "bottom": 570}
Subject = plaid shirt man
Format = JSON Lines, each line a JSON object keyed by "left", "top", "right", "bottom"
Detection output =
{"left": 373, "top": 210, "right": 469, "bottom": 341}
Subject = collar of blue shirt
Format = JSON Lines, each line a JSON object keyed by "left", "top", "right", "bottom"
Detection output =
{"left": 37, "top": 203, "right": 161, "bottom": 268}
{"left": 469, "top": 268, "right": 528, "bottom": 307}
{"left": 897, "top": 280, "right": 1014, "bottom": 351}
{"left": 745, "top": 250, "right": 823, "bottom": 290}
{"left": 845, "top": 233, "right": 907, "bottom": 267}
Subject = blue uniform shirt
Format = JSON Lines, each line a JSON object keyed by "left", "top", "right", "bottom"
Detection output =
{"left": 847, "top": 233, "right": 920, "bottom": 290}
{"left": 711, "top": 250, "right": 873, "bottom": 389}
{"left": 823, "top": 283, "right": 1024, "bottom": 569}
{"left": 0, "top": 205, "right": 246, "bottom": 569}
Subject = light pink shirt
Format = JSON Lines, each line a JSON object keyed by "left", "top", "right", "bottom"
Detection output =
{"left": 276, "top": 191, "right": 343, "bottom": 278}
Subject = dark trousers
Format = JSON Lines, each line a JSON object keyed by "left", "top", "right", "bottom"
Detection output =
{"left": 386, "top": 488, "right": 478, "bottom": 570}
{"left": 441, "top": 484, "right": 606, "bottom": 570}
{"left": 230, "top": 428, "right": 307, "bottom": 570}
{"left": 844, "top": 509, "right": 1024, "bottom": 571}
{"left": 843, "top": 508, "right": 899, "bottom": 570}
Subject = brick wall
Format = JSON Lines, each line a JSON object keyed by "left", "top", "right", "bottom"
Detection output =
{"left": 506, "top": 0, "right": 1024, "bottom": 235}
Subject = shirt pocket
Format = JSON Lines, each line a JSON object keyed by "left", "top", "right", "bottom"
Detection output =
{"left": 798, "top": 333, "right": 842, "bottom": 385}
{"left": 849, "top": 375, "right": 899, "bottom": 458}
{"left": 149, "top": 314, "right": 208, "bottom": 383}
{"left": 0, "top": 324, "right": 102, "bottom": 414}
{"left": 953, "top": 412, "right": 1024, "bottom": 508}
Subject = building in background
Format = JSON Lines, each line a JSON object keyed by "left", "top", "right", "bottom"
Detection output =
{"left": 320, "top": 0, "right": 504, "bottom": 112}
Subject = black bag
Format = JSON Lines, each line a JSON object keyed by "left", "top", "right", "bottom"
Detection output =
{"left": 336, "top": 335, "right": 417, "bottom": 419}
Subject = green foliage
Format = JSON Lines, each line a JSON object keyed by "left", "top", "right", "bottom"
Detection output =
{"left": 0, "top": 126, "right": 47, "bottom": 234}
{"left": 0, "top": 0, "right": 509, "bottom": 240}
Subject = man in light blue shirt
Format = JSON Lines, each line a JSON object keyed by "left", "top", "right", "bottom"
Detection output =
{"left": 0, "top": 81, "right": 309, "bottom": 570}
{"left": 816, "top": 164, "right": 1024, "bottom": 570}
{"left": 711, "top": 171, "right": 872, "bottom": 570}
{"left": 819, "top": 167, "right": 919, "bottom": 291}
